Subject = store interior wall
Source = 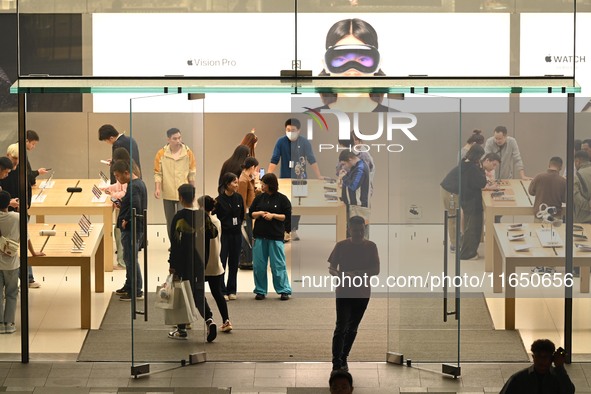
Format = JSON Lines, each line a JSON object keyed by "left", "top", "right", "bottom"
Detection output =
{"left": 9, "top": 106, "right": 590, "bottom": 225}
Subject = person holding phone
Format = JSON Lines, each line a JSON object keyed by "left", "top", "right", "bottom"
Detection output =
{"left": 102, "top": 147, "right": 141, "bottom": 270}
{"left": 500, "top": 339, "right": 574, "bottom": 393}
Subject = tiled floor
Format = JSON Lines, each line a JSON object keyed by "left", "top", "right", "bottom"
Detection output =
{"left": 0, "top": 360, "right": 590, "bottom": 393}
{"left": 2, "top": 223, "right": 591, "bottom": 393}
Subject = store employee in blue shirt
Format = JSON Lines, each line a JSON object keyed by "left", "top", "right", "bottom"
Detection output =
{"left": 267, "top": 118, "right": 323, "bottom": 241}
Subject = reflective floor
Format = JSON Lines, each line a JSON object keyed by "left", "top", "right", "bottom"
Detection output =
{"left": 0, "top": 360, "right": 590, "bottom": 393}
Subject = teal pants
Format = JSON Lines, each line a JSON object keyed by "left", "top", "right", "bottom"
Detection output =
{"left": 253, "top": 238, "right": 292, "bottom": 296}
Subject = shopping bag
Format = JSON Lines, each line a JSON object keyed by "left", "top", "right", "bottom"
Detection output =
{"left": 154, "top": 274, "right": 175, "bottom": 310}
{"left": 349, "top": 205, "right": 371, "bottom": 225}
{"left": 164, "top": 280, "right": 199, "bottom": 325}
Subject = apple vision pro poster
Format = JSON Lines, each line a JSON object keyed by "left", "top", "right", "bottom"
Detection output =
{"left": 92, "top": 12, "right": 509, "bottom": 113}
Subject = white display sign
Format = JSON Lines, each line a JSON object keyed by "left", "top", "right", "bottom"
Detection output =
{"left": 92, "top": 13, "right": 510, "bottom": 112}
{"left": 520, "top": 13, "right": 591, "bottom": 112}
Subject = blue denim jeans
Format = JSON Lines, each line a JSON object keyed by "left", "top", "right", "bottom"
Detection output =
{"left": 0, "top": 268, "right": 19, "bottom": 324}
{"left": 121, "top": 229, "right": 143, "bottom": 293}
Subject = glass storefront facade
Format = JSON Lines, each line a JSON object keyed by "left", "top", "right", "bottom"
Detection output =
{"left": 1, "top": 0, "right": 589, "bottom": 373}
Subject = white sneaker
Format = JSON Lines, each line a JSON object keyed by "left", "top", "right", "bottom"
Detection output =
{"left": 28, "top": 281, "right": 41, "bottom": 289}
{"left": 220, "top": 320, "right": 233, "bottom": 332}
{"left": 228, "top": 294, "right": 237, "bottom": 300}
{"left": 5, "top": 323, "right": 16, "bottom": 334}
{"left": 291, "top": 230, "right": 300, "bottom": 241}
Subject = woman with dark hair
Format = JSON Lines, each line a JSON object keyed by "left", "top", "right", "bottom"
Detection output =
{"left": 460, "top": 129, "right": 485, "bottom": 159}
{"left": 238, "top": 157, "right": 260, "bottom": 270}
{"left": 459, "top": 144, "right": 488, "bottom": 260}
{"left": 215, "top": 172, "right": 244, "bottom": 300}
{"left": 240, "top": 130, "right": 258, "bottom": 158}
{"left": 219, "top": 145, "right": 250, "bottom": 184}
{"left": 198, "top": 195, "right": 232, "bottom": 333}
{"left": 319, "top": 18, "right": 388, "bottom": 112}
{"left": 249, "top": 173, "right": 292, "bottom": 300}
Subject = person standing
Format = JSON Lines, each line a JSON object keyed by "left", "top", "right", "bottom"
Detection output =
{"left": 167, "top": 185, "right": 218, "bottom": 342}
{"left": 528, "top": 156, "right": 566, "bottom": 274}
{"left": 98, "top": 124, "right": 142, "bottom": 184}
{"left": 102, "top": 147, "right": 141, "bottom": 270}
{"left": 153, "top": 127, "right": 197, "bottom": 242}
{"left": 529, "top": 157, "right": 566, "bottom": 218}
{"left": 238, "top": 157, "right": 259, "bottom": 270}
{"left": 0, "top": 190, "right": 44, "bottom": 334}
{"left": 112, "top": 160, "right": 147, "bottom": 301}
{"left": 500, "top": 339, "right": 574, "bottom": 393}
{"left": 328, "top": 216, "right": 380, "bottom": 372}
{"left": 1, "top": 143, "right": 41, "bottom": 287}
{"left": 240, "top": 130, "right": 258, "bottom": 158}
{"left": 25, "top": 130, "right": 49, "bottom": 188}
{"left": 460, "top": 129, "right": 484, "bottom": 159}
{"left": 215, "top": 172, "right": 244, "bottom": 300}
{"left": 249, "top": 173, "right": 292, "bottom": 300}
{"left": 573, "top": 150, "right": 591, "bottom": 224}
{"left": 459, "top": 145, "right": 488, "bottom": 260}
{"left": 268, "top": 118, "right": 323, "bottom": 241}
{"left": 219, "top": 145, "right": 250, "bottom": 184}
{"left": 338, "top": 151, "right": 370, "bottom": 237}
{"left": 483, "top": 125, "right": 529, "bottom": 180}
{"left": 199, "top": 195, "right": 233, "bottom": 333}
{"left": 0, "top": 157, "right": 18, "bottom": 210}
{"left": 440, "top": 161, "right": 461, "bottom": 253}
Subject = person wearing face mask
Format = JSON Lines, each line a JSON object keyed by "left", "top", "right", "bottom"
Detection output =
{"left": 268, "top": 118, "right": 323, "bottom": 242}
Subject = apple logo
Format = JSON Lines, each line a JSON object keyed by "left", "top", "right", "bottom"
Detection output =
{"left": 545, "top": 55, "right": 552, "bottom": 63}
{"left": 187, "top": 59, "right": 193, "bottom": 66}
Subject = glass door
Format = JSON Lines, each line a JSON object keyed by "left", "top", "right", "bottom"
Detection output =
{"left": 128, "top": 93, "right": 206, "bottom": 375}
{"left": 385, "top": 93, "right": 463, "bottom": 377}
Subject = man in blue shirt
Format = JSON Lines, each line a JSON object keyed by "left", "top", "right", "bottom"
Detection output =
{"left": 268, "top": 118, "right": 323, "bottom": 241}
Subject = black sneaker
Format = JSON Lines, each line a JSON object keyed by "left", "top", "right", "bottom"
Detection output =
{"left": 115, "top": 287, "right": 129, "bottom": 295}
{"left": 168, "top": 329, "right": 187, "bottom": 340}
{"left": 340, "top": 359, "right": 349, "bottom": 372}
{"left": 206, "top": 319, "right": 217, "bottom": 342}
{"left": 280, "top": 293, "right": 290, "bottom": 301}
{"left": 255, "top": 293, "right": 265, "bottom": 300}
{"left": 119, "top": 292, "right": 144, "bottom": 301}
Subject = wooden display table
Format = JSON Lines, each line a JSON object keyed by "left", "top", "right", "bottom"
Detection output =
{"left": 29, "top": 179, "right": 114, "bottom": 271}
{"left": 492, "top": 223, "right": 591, "bottom": 329}
{"left": 29, "top": 223, "right": 105, "bottom": 329}
{"left": 278, "top": 178, "right": 347, "bottom": 241}
{"left": 483, "top": 179, "right": 533, "bottom": 272}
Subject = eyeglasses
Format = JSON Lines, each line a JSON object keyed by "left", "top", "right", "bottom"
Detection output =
{"left": 325, "top": 44, "right": 380, "bottom": 74}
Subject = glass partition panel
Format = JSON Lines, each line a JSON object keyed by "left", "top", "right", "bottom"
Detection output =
{"left": 287, "top": 94, "right": 462, "bottom": 373}
{"left": 572, "top": 100, "right": 591, "bottom": 362}
{"left": 468, "top": 96, "right": 573, "bottom": 364}
{"left": 129, "top": 93, "right": 206, "bottom": 372}
{"left": 384, "top": 94, "right": 462, "bottom": 373}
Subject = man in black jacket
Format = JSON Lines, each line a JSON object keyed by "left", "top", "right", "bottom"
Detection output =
{"left": 500, "top": 339, "right": 575, "bottom": 394}
{"left": 98, "top": 124, "right": 142, "bottom": 184}
{"left": 112, "top": 160, "right": 147, "bottom": 301}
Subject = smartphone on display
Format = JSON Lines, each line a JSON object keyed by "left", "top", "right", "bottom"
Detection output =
{"left": 259, "top": 168, "right": 265, "bottom": 179}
